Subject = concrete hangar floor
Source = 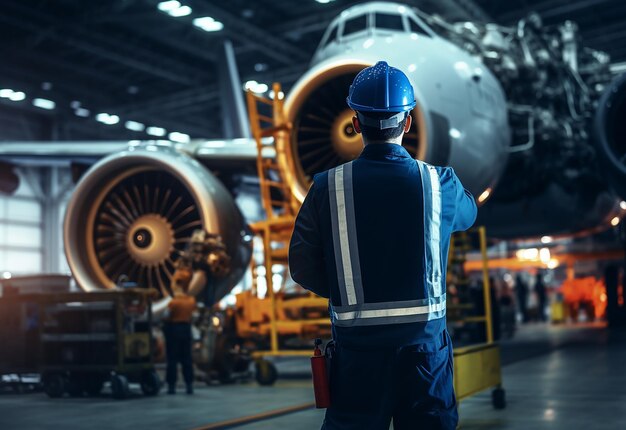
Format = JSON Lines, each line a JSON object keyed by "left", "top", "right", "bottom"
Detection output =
{"left": 0, "top": 323, "right": 623, "bottom": 430}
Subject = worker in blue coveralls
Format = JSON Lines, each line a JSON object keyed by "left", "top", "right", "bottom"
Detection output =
{"left": 288, "top": 61, "right": 477, "bottom": 430}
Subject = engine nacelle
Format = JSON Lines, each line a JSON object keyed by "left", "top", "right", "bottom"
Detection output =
{"left": 64, "top": 143, "right": 252, "bottom": 313}
{"left": 277, "top": 2, "right": 510, "bottom": 208}
{"left": 594, "top": 72, "right": 626, "bottom": 201}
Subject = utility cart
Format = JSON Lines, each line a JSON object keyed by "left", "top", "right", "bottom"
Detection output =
{"left": 38, "top": 289, "right": 161, "bottom": 399}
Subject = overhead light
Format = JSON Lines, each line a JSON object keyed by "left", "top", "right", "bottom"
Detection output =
{"left": 316, "top": 0, "right": 335, "bottom": 4}
{"left": 157, "top": 1, "right": 181, "bottom": 12}
{"left": 541, "top": 236, "right": 553, "bottom": 244}
{"left": 620, "top": 201, "right": 626, "bottom": 210}
{"left": 70, "top": 100, "right": 81, "bottom": 109}
{"left": 254, "top": 63, "right": 269, "bottom": 72}
{"left": 33, "top": 98, "right": 56, "bottom": 110}
{"left": 147, "top": 126, "right": 167, "bottom": 137}
{"left": 8, "top": 91, "right": 26, "bottom": 102}
{"left": 268, "top": 90, "right": 284, "bottom": 100}
{"left": 75, "top": 108, "right": 90, "bottom": 117}
{"left": 95, "top": 113, "right": 120, "bottom": 125}
{"left": 42, "top": 82, "right": 52, "bottom": 90}
{"left": 244, "top": 80, "right": 269, "bottom": 94}
{"left": 125, "top": 120, "right": 145, "bottom": 132}
{"left": 547, "top": 259, "right": 559, "bottom": 270}
{"left": 193, "top": 16, "right": 224, "bottom": 32}
{"left": 157, "top": 1, "right": 191, "bottom": 17}
{"left": 0, "top": 89, "right": 26, "bottom": 101}
{"left": 169, "top": 131, "right": 190, "bottom": 143}
{"left": 2, "top": 271, "right": 11, "bottom": 279}
{"left": 169, "top": 5, "right": 191, "bottom": 17}
{"left": 611, "top": 216, "right": 620, "bottom": 226}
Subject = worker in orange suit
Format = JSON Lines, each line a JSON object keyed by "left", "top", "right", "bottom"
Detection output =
{"left": 164, "top": 282, "right": 197, "bottom": 395}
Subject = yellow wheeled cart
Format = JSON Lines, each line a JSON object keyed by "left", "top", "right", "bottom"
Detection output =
{"left": 449, "top": 227, "right": 506, "bottom": 409}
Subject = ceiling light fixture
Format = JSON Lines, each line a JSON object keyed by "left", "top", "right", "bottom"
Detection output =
{"left": 75, "top": 108, "right": 90, "bottom": 117}
{"left": 268, "top": 90, "right": 285, "bottom": 100}
{"left": 8, "top": 91, "right": 26, "bottom": 102}
{"left": 0, "top": 89, "right": 26, "bottom": 101}
{"left": 147, "top": 126, "right": 167, "bottom": 137}
{"left": 32, "top": 98, "right": 56, "bottom": 110}
{"left": 193, "top": 16, "right": 224, "bottom": 32}
{"left": 157, "top": 1, "right": 192, "bottom": 17}
{"left": 244, "top": 80, "right": 269, "bottom": 94}
{"left": 95, "top": 113, "right": 120, "bottom": 125}
{"left": 125, "top": 120, "right": 145, "bottom": 132}
{"left": 169, "top": 131, "right": 190, "bottom": 143}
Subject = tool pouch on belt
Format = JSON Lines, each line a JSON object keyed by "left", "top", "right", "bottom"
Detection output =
{"left": 311, "top": 339, "right": 332, "bottom": 408}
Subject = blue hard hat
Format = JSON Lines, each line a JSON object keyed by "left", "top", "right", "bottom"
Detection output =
{"left": 346, "top": 61, "right": 416, "bottom": 113}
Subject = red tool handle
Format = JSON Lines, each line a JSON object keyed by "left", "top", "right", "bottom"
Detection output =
{"left": 311, "top": 339, "right": 331, "bottom": 408}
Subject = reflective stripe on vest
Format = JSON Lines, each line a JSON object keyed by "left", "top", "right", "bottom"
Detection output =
{"left": 328, "top": 160, "right": 445, "bottom": 326}
{"left": 416, "top": 160, "right": 444, "bottom": 298}
{"left": 328, "top": 162, "right": 364, "bottom": 306}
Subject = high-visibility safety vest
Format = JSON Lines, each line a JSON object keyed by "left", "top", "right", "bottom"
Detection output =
{"left": 328, "top": 160, "right": 446, "bottom": 326}
{"left": 289, "top": 143, "right": 477, "bottom": 348}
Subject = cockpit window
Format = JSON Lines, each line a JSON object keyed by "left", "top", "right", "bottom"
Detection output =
{"left": 324, "top": 24, "right": 338, "bottom": 47}
{"left": 342, "top": 14, "right": 367, "bottom": 37}
{"left": 408, "top": 17, "right": 431, "bottom": 37}
{"left": 375, "top": 13, "right": 405, "bottom": 32}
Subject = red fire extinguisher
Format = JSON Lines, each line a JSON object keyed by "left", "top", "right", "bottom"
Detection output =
{"left": 311, "top": 338, "right": 331, "bottom": 408}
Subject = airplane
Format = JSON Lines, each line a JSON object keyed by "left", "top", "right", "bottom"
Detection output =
{"left": 0, "top": 1, "right": 625, "bottom": 315}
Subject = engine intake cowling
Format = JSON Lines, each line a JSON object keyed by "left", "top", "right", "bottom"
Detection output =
{"left": 64, "top": 144, "right": 252, "bottom": 313}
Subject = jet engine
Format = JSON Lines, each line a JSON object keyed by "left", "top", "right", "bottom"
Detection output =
{"left": 64, "top": 143, "right": 252, "bottom": 313}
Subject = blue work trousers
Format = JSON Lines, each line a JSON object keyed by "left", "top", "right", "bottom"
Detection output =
{"left": 163, "top": 322, "right": 194, "bottom": 387}
{"left": 322, "top": 330, "right": 458, "bottom": 430}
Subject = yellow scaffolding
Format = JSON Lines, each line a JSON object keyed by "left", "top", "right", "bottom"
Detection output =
{"left": 245, "top": 85, "right": 330, "bottom": 372}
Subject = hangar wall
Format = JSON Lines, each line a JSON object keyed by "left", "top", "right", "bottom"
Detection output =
{"left": 0, "top": 167, "right": 72, "bottom": 277}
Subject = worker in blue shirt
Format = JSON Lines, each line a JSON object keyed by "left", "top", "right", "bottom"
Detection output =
{"left": 289, "top": 61, "right": 477, "bottom": 430}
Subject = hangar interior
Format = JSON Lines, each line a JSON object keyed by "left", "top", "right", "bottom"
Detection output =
{"left": 1, "top": 0, "right": 626, "bottom": 429}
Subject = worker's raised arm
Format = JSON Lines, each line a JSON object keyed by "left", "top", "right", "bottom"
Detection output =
{"left": 288, "top": 183, "right": 329, "bottom": 298}
{"left": 441, "top": 167, "right": 477, "bottom": 232}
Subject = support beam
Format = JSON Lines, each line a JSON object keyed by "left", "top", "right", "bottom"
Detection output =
{"left": 110, "top": 64, "right": 306, "bottom": 117}
{"left": 441, "top": 0, "right": 492, "bottom": 22}
{"left": 218, "top": 40, "right": 250, "bottom": 138}
{"left": 185, "top": 1, "right": 309, "bottom": 65}
{"left": 2, "top": 1, "right": 206, "bottom": 85}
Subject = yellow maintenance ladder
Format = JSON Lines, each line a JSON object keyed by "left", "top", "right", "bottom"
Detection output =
{"left": 245, "top": 84, "right": 330, "bottom": 384}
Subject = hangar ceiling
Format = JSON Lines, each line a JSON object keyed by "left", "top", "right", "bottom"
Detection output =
{"left": 0, "top": 0, "right": 625, "bottom": 141}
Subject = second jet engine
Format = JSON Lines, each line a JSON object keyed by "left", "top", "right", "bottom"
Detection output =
{"left": 64, "top": 143, "right": 253, "bottom": 313}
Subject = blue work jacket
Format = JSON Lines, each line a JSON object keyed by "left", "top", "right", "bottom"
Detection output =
{"left": 288, "top": 143, "right": 477, "bottom": 348}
